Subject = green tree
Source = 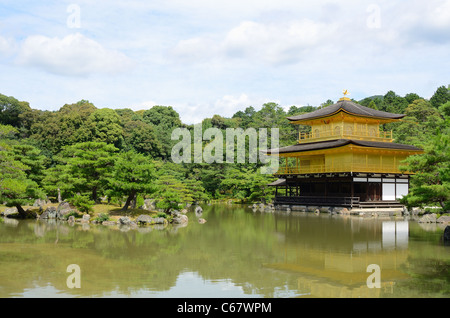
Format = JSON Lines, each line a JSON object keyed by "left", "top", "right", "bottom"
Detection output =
{"left": 142, "top": 105, "right": 183, "bottom": 160}
{"left": 400, "top": 125, "right": 450, "bottom": 210}
{"left": 60, "top": 141, "right": 118, "bottom": 202}
{"left": 0, "top": 124, "right": 45, "bottom": 218}
{"left": 392, "top": 99, "right": 443, "bottom": 147}
{"left": 86, "top": 108, "right": 124, "bottom": 148}
{"left": 153, "top": 175, "right": 192, "bottom": 213}
{"left": 430, "top": 85, "right": 450, "bottom": 109}
{"left": 28, "top": 100, "right": 97, "bottom": 154}
{"left": 0, "top": 94, "right": 31, "bottom": 127}
{"left": 10, "top": 144, "right": 47, "bottom": 185}
{"left": 108, "top": 151, "right": 157, "bottom": 210}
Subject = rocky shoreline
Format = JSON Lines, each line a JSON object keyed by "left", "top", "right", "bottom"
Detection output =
{"left": 0, "top": 201, "right": 207, "bottom": 230}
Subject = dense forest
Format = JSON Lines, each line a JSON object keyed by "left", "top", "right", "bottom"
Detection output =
{"left": 1, "top": 85, "right": 449, "bottom": 217}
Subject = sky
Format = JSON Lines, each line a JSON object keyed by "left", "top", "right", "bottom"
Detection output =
{"left": 0, "top": 0, "right": 449, "bottom": 124}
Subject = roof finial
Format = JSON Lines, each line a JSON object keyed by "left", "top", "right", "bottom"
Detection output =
{"left": 340, "top": 89, "right": 351, "bottom": 101}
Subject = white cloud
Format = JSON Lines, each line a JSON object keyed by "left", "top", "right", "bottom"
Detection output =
{"left": 169, "top": 19, "right": 337, "bottom": 66}
{"left": 222, "top": 20, "right": 335, "bottom": 64}
{"left": 16, "top": 32, "right": 134, "bottom": 76}
{"left": 0, "top": 36, "right": 16, "bottom": 56}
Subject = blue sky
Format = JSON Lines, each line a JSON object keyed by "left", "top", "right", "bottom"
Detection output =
{"left": 1, "top": 0, "right": 449, "bottom": 124}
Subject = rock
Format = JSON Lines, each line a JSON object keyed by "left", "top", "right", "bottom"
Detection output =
{"left": 173, "top": 214, "right": 188, "bottom": 224}
{"left": 444, "top": 226, "right": 450, "bottom": 243}
{"left": 136, "top": 214, "right": 153, "bottom": 225}
{"left": 411, "top": 207, "right": 423, "bottom": 215}
{"left": 33, "top": 198, "right": 48, "bottom": 208}
{"left": 437, "top": 216, "right": 450, "bottom": 224}
{"left": 118, "top": 216, "right": 132, "bottom": 225}
{"left": 139, "top": 199, "right": 156, "bottom": 211}
{"left": 195, "top": 206, "right": 203, "bottom": 214}
{"left": 102, "top": 221, "right": 116, "bottom": 226}
{"left": 68, "top": 215, "right": 75, "bottom": 223}
{"left": 1, "top": 207, "right": 18, "bottom": 217}
{"left": 135, "top": 214, "right": 167, "bottom": 225}
{"left": 81, "top": 214, "right": 90, "bottom": 223}
{"left": 340, "top": 208, "right": 350, "bottom": 215}
{"left": 418, "top": 213, "right": 437, "bottom": 223}
{"left": 56, "top": 201, "right": 76, "bottom": 220}
{"left": 152, "top": 217, "right": 167, "bottom": 225}
{"left": 314, "top": 209, "right": 320, "bottom": 214}
{"left": 180, "top": 209, "right": 188, "bottom": 214}
{"left": 198, "top": 218, "right": 207, "bottom": 224}
{"left": 40, "top": 206, "right": 57, "bottom": 219}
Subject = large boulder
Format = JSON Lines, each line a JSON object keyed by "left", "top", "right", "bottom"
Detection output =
{"left": 118, "top": 216, "right": 132, "bottom": 225}
{"left": 418, "top": 213, "right": 437, "bottom": 223}
{"left": 56, "top": 201, "right": 77, "bottom": 220}
{"left": 136, "top": 214, "right": 167, "bottom": 225}
{"left": 173, "top": 214, "right": 188, "bottom": 225}
{"left": 136, "top": 214, "right": 153, "bottom": 225}
{"left": 444, "top": 226, "right": 450, "bottom": 243}
{"left": 1, "top": 207, "right": 18, "bottom": 218}
{"left": 40, "top": 206, "right": 57, "bottom": 219}
{"left": 437, "top": 216, "right": 450, "bottom": 224}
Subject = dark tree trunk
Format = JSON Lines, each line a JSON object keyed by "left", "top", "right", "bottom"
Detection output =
{"left": 15, "top": 204, "right": 27, "bottom": 219}
{"left": 122, "top": 191, "right": 136, "bottom": 211}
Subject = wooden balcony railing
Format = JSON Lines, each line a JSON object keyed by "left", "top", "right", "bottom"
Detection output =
{"left": 299, "top": 129, "right": 393, "bottom": 143}
{"left": 276, "top": 162, "right": 409, "bottom": 175}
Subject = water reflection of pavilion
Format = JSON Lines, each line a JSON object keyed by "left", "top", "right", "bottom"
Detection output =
{"left": 267, "top": 215, "right": 410, "bottom": 297}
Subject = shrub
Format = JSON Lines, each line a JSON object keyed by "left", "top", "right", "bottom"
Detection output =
{"left": 68, "top": 194, "right": 94, "bottom": 213}
{"left": 156, "top": 212, "right": 167, "bottom": 218}
{"left": 95, "top": 213, "right": 110, "bottom": 222}
{"left": 66, "top": 210, "right": 82, "bottom": 219}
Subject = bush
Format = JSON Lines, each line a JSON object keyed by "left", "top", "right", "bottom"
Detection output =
{"left": 94, "top": 213, "right": 110, "bottom": 222}
{"left": 156, "top": 212, "right": 167, "bottom": 218}
{"left": 68, "top": 194, "right": 94, "bottom": 213}
{"left": 66, "top": 210, "right": 82, "bottom": 219}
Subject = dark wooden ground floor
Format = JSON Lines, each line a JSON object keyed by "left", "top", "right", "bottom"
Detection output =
{"left": 271, "top": 173, "right": 409, "bottom": 208}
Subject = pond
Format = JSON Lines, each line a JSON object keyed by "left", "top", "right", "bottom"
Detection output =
{"left": 0, "top": 204, "right": 449, "bottom": 298}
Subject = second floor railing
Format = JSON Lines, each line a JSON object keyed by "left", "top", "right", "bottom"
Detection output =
{"left": 299, "top": 129, "right": 393, "bottom": 143}
{"left": 276, "top": 162, "right": 409, "bottom": 175}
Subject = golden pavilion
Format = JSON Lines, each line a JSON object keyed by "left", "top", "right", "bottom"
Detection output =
{"left": 266, "top": 92, "right": 424, "bottom": 208}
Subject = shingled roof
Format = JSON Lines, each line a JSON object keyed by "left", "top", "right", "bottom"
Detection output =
{"left": 286, "top": 99, "right": 405, "bottom": 122}
{"left": 265, "top": 139, "right": 423, "bottom": 155}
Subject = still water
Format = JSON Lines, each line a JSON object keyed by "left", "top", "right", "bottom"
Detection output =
{"left": 0, "top": 204, "right": 448, "bottom": 298}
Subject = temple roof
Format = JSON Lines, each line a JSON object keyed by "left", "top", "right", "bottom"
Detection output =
{"left": 286, "top": 99, "right": 405, "bottom": 122}
{"left": 267, "top": 178, "right": 287, "bottom": 186}
{"left": 265, "top": 139, "right": 423, "bottom": 155}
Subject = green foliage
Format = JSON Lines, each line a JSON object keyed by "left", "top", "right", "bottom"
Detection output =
{"left": 87, "top": 108, "right": 124, "bottom": 148}
{"left": 0, "top": 94, "right": 31, "bottom": 127}
{"left": 430, "top": 85, "right": 450, "bottom": 109}
{"left": 400, "top": 124, "right": 450, "bottom": 210}
{"left": 0, "top": 124, "right": 45, "bottom": 217}
{"left": 156, "top": 212, "right": 167, "bottom": 218}
{"left": 95, "top": 213, "right": 110, "bottom": 222}
{"left": 60, "top": 141, "right": 118, "bottom": 202}
{"left": 393, "top": 99, "right": 443, "bottom": 147}
{"left": 67, "top": 194, "right": 95, "bottom": 213}
{"left": 108, "top": 150, "right": 156, "bottom": 210}
{"left": 153, "top": 175, "right": 191, "bottom": 213}
{"left": 142, "top": 105, "right": 183, "bottom": 160}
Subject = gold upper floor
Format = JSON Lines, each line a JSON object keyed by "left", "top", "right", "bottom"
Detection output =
{"left": 295, "top": 112, "right": 395, "bottom": 144}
